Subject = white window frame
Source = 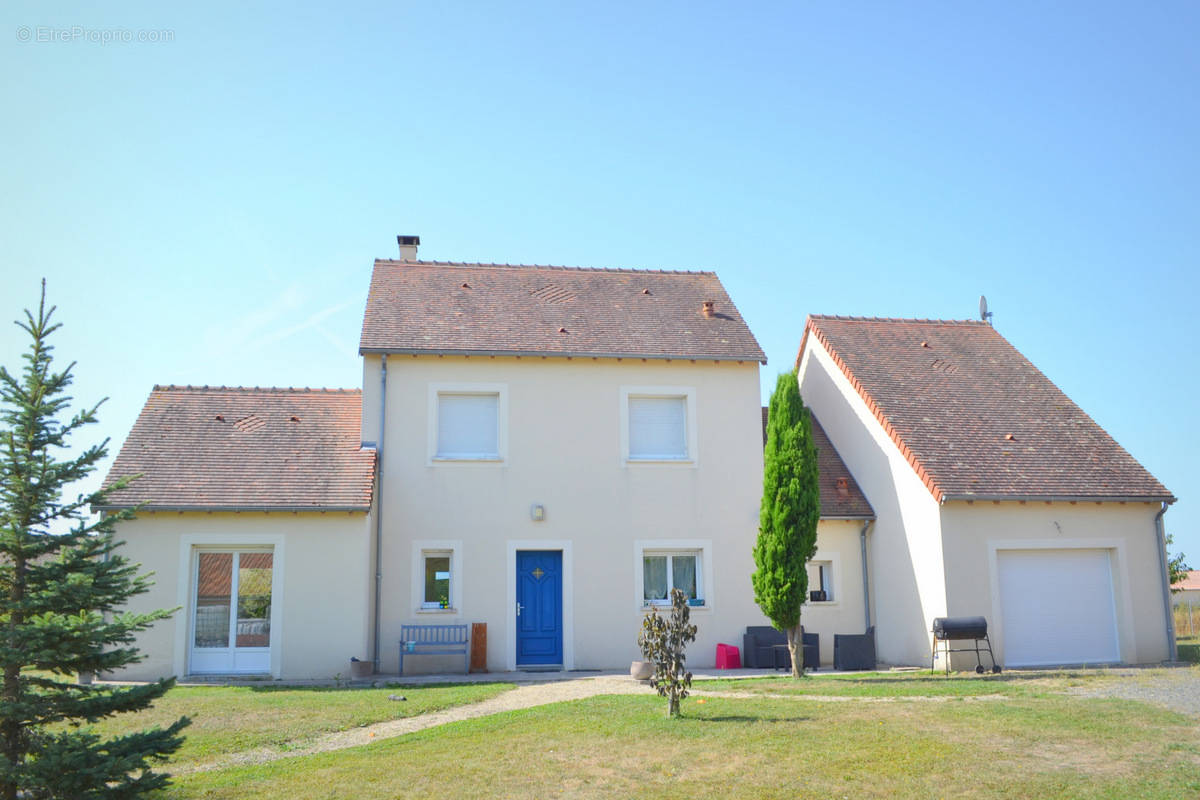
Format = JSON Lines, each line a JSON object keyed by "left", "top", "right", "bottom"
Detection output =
{"left": 411, "top": 540, "right": 463, "bottom": 614}
{"left": 174, "top": 533, "right": 286, "bottom": 679}
{"left": 427, "top": 383, "right": 508, "bottom": 465}
{"left": 634, "top": 539, "right": 713, "bottom": 611}
{"left": 619, "top": 386, "right": 698, "bottom": 466}
{"left": 805, "top": 552, "right": 839, "bottom": 605}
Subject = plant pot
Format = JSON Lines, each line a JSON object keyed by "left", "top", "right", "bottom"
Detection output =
{"left": 630, "top": 660, "right": 654, "bottom": 681}
{"left": 349, "top": 658, "right": 374, "bottom": 679}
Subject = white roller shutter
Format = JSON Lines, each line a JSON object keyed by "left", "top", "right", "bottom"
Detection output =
{"left": 997, "top": 549, "right": 1120, "bottom": 666}
{"left": 437, "top": 394, "right": 499, "bottom": 458}
{"left": 628, "top": 396, "right": 687, "bottom": 459}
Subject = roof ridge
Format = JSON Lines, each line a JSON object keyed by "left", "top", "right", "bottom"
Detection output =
{"left": 374, "top": 259, "right": 716, "bottom": 276}
{"left": 152, "top": 385, "right": 362, "bottom": 394}
{"left": 806, "top": 314, "right": 989, "bottom": 326}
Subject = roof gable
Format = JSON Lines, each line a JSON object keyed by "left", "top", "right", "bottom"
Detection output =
{"left": 799, "top": 316, "right": 1173, "bottom": 503}
{"left": 761, "top": 407, "right": 874, "bottom": 519}
{"left": 359, "top": 260, "right": 766, "bottom": 362}
{"left": 99, "top": 386, "right": 376, "bottom": 512}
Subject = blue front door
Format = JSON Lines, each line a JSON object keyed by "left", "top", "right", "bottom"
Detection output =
{"left": 516, "top": 550, "right": 563, "bottom": 667}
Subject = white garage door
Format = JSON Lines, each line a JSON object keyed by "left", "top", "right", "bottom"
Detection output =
{"left": 997, "top": 549, "right": 1120, "bottom": 667}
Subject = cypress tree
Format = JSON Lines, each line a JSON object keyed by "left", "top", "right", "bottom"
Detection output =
{"left": 752, "top": 372, "right": 820, "bottom": 677}
{"left": 0, "top": 284, "right": 187, "bottom": 799}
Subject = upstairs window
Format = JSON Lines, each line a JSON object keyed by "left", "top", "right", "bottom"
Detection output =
{"left": 628, "top": 395, "right": 688, "bottom": 460}
{"left": 436, "top": 393, "right": 499, "bottom": 459}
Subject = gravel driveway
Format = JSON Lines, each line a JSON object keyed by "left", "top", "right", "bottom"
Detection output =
{"left": 1066, "top": 666, "right": 1200, "bottom": 716}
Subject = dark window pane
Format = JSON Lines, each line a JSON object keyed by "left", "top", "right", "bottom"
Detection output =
{"left": 236, "top": 552, "right": 272, "bottom": 648}
{"left": 425, "top": 556, "right": 451, "bottom": 606}
{"left": 195, "top": 552, "right": 231, "bottom": 648}
{"left": 672, "top": 555, "right": 698, "bottom": 599}
{"left": 643, "top": 556, "right": 668, "bottom": 602}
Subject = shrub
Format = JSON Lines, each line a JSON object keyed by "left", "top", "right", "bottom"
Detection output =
{"left": 637, "top": 588, "right": 698, "bottom": 717}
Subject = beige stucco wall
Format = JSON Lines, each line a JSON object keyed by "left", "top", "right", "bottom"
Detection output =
{"left": 801, "top": 520, "right": 872, "bottom": 665}
{"left": 798, "top": 339, "right": 946, "bottom": 666}
{"left": 362, "top": 354, "right": 769, "bottom": 672}
{"left": 110, "top": 512, "right": 372, "bottom": 681}
{"left": 940, "top": 501, "right": 1172, "bottom": 667}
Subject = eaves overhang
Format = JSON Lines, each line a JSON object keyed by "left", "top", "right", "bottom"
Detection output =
{"left": 93, "top": 504, "right": 371, "bottom": 514}
{"left": 938, "top": 494, "right": 1176, "bottom": 505}
{"left": 359, "top": 346, "right": 767, "bottom": 364}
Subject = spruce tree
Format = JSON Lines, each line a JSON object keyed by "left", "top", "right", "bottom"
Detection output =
{"left": 0, "top": 283, "right": 187, "bottom": 799}
{"left": 752, "top": 372, "right": 820, "bottom": 677}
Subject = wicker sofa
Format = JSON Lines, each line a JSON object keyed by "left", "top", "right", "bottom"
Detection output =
{"left": 742, "top": 626, "right": 819, "bottom": 670}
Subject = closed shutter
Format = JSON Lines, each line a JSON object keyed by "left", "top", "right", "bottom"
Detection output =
{"left": 628, "top": 396, "right": 687, "bottom": 459}
{"left": 437, "top": 394, "right": 499, "bottom": 458}
{"left": 998, "top": 549, "right": 1120, "bottom": 666}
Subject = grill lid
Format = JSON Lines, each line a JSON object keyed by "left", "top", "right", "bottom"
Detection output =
{"left": 932, "top": 616, "right": 989, "bottom": 640}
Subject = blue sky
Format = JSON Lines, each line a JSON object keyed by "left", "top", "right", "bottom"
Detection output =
{"left": 2, "top": 2, "right": 1197, "bottom": 560}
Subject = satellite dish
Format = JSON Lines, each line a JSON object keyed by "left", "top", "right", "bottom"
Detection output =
{"left": 979, "top": 295, "right": 993, "bottom": 325}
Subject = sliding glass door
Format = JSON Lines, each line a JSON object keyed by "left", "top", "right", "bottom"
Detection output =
{"left": 189, "top": 550, "right": 273, "bottom": 674}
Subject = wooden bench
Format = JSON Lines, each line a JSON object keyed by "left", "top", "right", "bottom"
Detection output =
{"left": 399, "top": 624, "right": 470, "bottom": 675}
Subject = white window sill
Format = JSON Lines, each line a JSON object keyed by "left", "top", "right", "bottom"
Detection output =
{"left": 625, "top": 457, "right": 695, "bottom": 466}
{"left": 416, "top": 607, "right": 459, "bottom": 615}
{"left": 805, "top": 600, "right": 838, "bottom": 607}
{"left": 641, "top": 603, "right": 710, "bottom": 613}
{"left": 431, "top": 456, "right": 504, "bottom": 464}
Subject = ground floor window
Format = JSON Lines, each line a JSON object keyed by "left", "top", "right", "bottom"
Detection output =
{"left": 807, "top": 559, "right": 834, "bottom": 602}
{"left": 422, "top": 551, "right": 452, "bottom": 609}
{"left": 411, "top": 540, "right": 463, "bottom": 613}
{"left": 642, "top": 551, "right": 702, "bottom": 606}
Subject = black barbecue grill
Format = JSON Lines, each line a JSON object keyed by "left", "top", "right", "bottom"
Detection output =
{"left": 930, "top": 616, "right": 1001, "bottom": 675}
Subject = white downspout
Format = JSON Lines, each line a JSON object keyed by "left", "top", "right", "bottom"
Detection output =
{"left": 860, "top": 520, "right": 873, "bottom": 630}
{"left": 1154, "top": 501, "right": 1177, "bottom": 662}
{"left": 372, "top": 354, "right": 387, "bottom": 671}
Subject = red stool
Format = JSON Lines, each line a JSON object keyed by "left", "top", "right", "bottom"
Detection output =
{"left": 715, "top": 643, "right": 741, "bottom": 669}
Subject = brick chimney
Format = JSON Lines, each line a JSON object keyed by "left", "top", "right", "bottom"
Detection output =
{"left": 397, "top": 235, "right": 420, "bottom": 261}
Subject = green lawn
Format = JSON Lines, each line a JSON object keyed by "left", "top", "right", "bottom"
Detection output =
{"left": 162, "top": 688, "right": 1200, "bottom": 799}
{"left": 697, "top": 669, "right": 1078, "bottom": 697}
{"left": 77, "top": 682, "right": 514, "bottom": 771}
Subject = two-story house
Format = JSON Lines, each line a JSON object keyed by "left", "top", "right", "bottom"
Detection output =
{"left": 100, "top": 239, "right": 775, "bottom": 678}
{"left": 99, "top": 239, "right": 1177, "bottom": 679}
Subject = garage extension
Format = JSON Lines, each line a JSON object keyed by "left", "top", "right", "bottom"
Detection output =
{"left": 795, "top": 315, "right": 1176, "bottom": 669}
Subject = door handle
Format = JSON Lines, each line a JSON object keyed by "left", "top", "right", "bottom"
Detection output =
{"left": 516, "top": 602, "right": 524, "bottom": 617}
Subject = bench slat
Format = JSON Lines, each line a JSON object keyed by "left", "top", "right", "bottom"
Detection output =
{"left": 399, "top": 623, "right": 471, "bottom": 674}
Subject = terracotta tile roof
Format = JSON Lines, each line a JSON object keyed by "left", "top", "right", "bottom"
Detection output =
{"left": 799, "top": 316, "right": 1173, "bottom": 503}
{"left": 98, "top": 386, "right": 375, "bottom": 512}
{"left": 761, "top": 407, "right": 874, "bottom": 519}
{"left": 359, "top": 260, "right": 766, "bottom": 362}
{"left": 1178, "top": 570, "right": 1200, "bottom": 592}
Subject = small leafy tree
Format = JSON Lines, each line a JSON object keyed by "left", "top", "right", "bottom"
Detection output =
{"left": 1166, "top": 533, "right": 1189, "bottom": 593}
{"left": 637, "top": 589, "right": 698, "bottom": 717}
{"left": 752, "top": 372, "right": 820, "bottom": 678}
{"left": 0, "top": 284, "right": 188, "bottom": 799}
